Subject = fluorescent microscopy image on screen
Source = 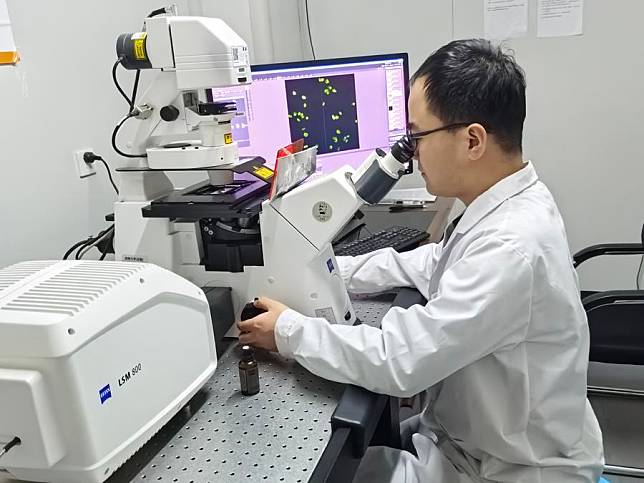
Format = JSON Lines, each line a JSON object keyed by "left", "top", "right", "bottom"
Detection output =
{"left": 285, "top": 74, "right": 360, "bottom": 155}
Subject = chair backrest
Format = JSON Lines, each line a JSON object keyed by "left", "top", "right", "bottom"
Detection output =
{"left": 586, "top": 291, "right": 644, "bottom": 365}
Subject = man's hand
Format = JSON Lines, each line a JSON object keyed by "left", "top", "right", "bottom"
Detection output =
{"left": 237, "top": 297, "right": 289, "bottom": 352}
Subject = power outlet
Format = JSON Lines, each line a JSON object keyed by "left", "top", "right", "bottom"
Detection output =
{"left": 74, "top": 149, "right": 97, "bottom": 179}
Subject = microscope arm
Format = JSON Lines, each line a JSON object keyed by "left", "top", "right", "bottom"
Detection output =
{"left": 268, "top": 135, "right": 416, "bottom": 250}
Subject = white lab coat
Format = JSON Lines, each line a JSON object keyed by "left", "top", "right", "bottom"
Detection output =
{"left": 275, "top": 162, "right": 604, "bottom": 482}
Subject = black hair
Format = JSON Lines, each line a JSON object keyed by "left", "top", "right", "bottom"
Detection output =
{"left": 411, "top": 39, "right": 526, "bottom": 153}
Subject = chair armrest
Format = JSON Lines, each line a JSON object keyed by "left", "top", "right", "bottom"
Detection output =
{"left": 328, "top": 288, "right": 426, "bottom": 458}
{"left": 573, "top": 243, "right": 644, "bottom": 267}
{"left": 582, "top": 290, "right": 644, "bottom": 311}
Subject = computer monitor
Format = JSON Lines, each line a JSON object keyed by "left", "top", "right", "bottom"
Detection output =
{"left": 207, "top": 53, "right": 409, "bottom": 173}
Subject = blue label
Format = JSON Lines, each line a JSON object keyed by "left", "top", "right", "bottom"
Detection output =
{"left": 99, "top": 384, "right": 112, "bottom": 404}
{"left": 326, "top": 258, "right": 334, "bottom": 273}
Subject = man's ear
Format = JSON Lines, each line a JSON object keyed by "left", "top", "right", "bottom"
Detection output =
{"left": 467, "top": 123, "right": 487, "bottom": 160}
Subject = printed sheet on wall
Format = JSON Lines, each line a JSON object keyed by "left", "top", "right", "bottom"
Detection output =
{"left": 0, "top": 0, "right": 18, "bottom": 65}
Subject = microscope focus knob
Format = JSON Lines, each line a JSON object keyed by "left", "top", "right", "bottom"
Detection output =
{"left": 160, "top": 105, "right": 180, "bottom": 122}
{"left": 240, "top": 302, "right": 267, "bottom": 321}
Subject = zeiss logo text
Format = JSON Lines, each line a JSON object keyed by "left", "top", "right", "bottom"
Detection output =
{"left": 99, "top": 384, "right": 112, "bottom": 404}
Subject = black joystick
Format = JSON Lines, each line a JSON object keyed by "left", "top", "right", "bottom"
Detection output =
{"left": 240, "top": 301, "right": 267, "bottom": 321}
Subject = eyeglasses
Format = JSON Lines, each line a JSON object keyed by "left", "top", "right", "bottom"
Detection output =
{"left": 406, "top": 122, "right": 475, "bottom": 142}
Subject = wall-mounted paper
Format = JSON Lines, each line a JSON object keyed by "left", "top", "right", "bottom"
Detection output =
{"left": 538, "top": 0, "right": 584, "bottom": 38}
{"left": 0, "top": 0, "right": 18, "bottom": 64}
{"left": 484, "top": 0, "right": 528, "bottom": 40}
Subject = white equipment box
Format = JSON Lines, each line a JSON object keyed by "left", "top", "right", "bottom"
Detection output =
{"left": 0, "top": 260, "right": 217, "bottom": 482}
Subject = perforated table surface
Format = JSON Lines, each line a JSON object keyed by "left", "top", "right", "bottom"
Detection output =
{"left": 107, "top": 293, "right": 397, "bottom": 483}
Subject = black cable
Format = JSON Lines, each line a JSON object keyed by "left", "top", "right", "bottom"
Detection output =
{"left": 75, "top": 226, "right": 114, "bottom": 260}
{"left": 130, "top": 68, "right": 141, "bottom": 112}
{"left": 637, "top": 255, "right": 644, "bottom": 290}
{"left": 112, "top": 58, "right": 133, "bottom": 108}
{"left": 75, "top": 233, "right": 103, "bottom": 260}
{"left": 75, "top": 241, "right": 89, "bottom": 260}
{"left": 97, "top": 158, "right": 119, "bottom": 194}
{"left": 304, "top": 0, "right": 316, "bottom": 60}
{"left": 82, "top": 152, "right": 120, "bottom": 193}
{"left": 99, "top": 230, "right": 115, "bottom": 261}
{"left": 63, "top": 238, "right": 92, "bottom": 260}
{"left": 112, "top": 114, "right": 148, "bottom": 158}
{"left": 147, "top": 8, "right": 167, "bottom": 17}
{"left": 0, "top": 437, "right": 20, "bottom": 459}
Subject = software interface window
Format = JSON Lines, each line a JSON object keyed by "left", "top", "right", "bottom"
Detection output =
{"left": 209, "top": 56, "right": 407, "bottom": 173}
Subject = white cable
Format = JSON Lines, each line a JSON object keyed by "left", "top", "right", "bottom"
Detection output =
{"left": 451, "top": 0, "right": 455, "bottom": 40}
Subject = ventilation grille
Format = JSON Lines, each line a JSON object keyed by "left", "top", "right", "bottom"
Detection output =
{"left": 1, "top": 262, "right": 144, "bottom": 317}
{"left": 0, "top": 261, "right": 58, "bottom": 291}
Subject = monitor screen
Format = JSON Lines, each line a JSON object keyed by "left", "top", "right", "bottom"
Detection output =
{"left": 207, "top": 53, "right": 409, "bottom": 173}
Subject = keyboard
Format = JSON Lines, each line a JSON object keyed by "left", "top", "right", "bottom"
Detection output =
{"left": 333, "top": 226, "right": 429, "bottom": 257}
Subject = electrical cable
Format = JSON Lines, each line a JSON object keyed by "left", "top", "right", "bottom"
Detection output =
{"left": 98, "top": 229, "right": 116, "bottom": 261}
{"left": 63, "top": 238, "right": 92, "bottom": 260}
{"left": 637, "top": 255, "right": 643, "bottom": 290}
{"left": 97, "top": 157, "right": 119, "bottom": 194}
{"left": 72, "top": 226, "right": 113, "bottom": 261}
{"left": 77, "top": 226, "right": 115, "bottom": 260}
{"left": 147, "top": 8, "right": 167, "bottom": 18}
{"left": 304, "top": 0, "right": 316, "bottom": 60}
{"left": 82, "top": 152, "right": 120, "bottom": 194}
{"left": 0, "top": 437, "right": 20, "bottom": 460}
{"left": 112, "top": 58, "right": 133, "bottom": 108}
{"left": 130, "top": 68, "right": 141, "bottom": 112}
{"left": 112, "top": 114, "right": 147, "bottom": 158}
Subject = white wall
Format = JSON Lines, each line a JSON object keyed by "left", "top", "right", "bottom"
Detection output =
{"left": 0, "top": 0, "right": 299, "bottom": 269}
{"left": 300, "top": 0, "right": 454, "bottom": 72}
{"left": 453, "top": 0, "right": 644, "bottom": 290}
{"left": 302, "top": 0, "right": 644, "bottom": 290}
{"left": 2, "top": 1, "right": 642, "bottom": 291}
{"left": 289, "top": 0, "right": 456, "bottom": 191}
{"left": 0, "top": 0, "right": 188, "bottom": 267}
{"left": 201, "top": 0, "right": 305, "bottom": 64}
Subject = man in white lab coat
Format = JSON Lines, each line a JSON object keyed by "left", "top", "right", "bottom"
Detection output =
{"left": 238, "top": 39, "right": 604, "bottom": 482}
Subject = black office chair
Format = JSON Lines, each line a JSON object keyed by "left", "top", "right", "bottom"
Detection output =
{"left": 573, "top": 223, "right": 644, "bottom": 478}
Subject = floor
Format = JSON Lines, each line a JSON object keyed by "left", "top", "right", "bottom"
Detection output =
{"left": 590, "top": 394, "right": 644, "bottom": 482}
{"left": 589, "top": 362, "right": 644, "bottom": 482}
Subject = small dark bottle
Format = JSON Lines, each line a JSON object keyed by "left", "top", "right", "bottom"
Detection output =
{"left": 239, "top": 345, "right": 260, "bottom": 396}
